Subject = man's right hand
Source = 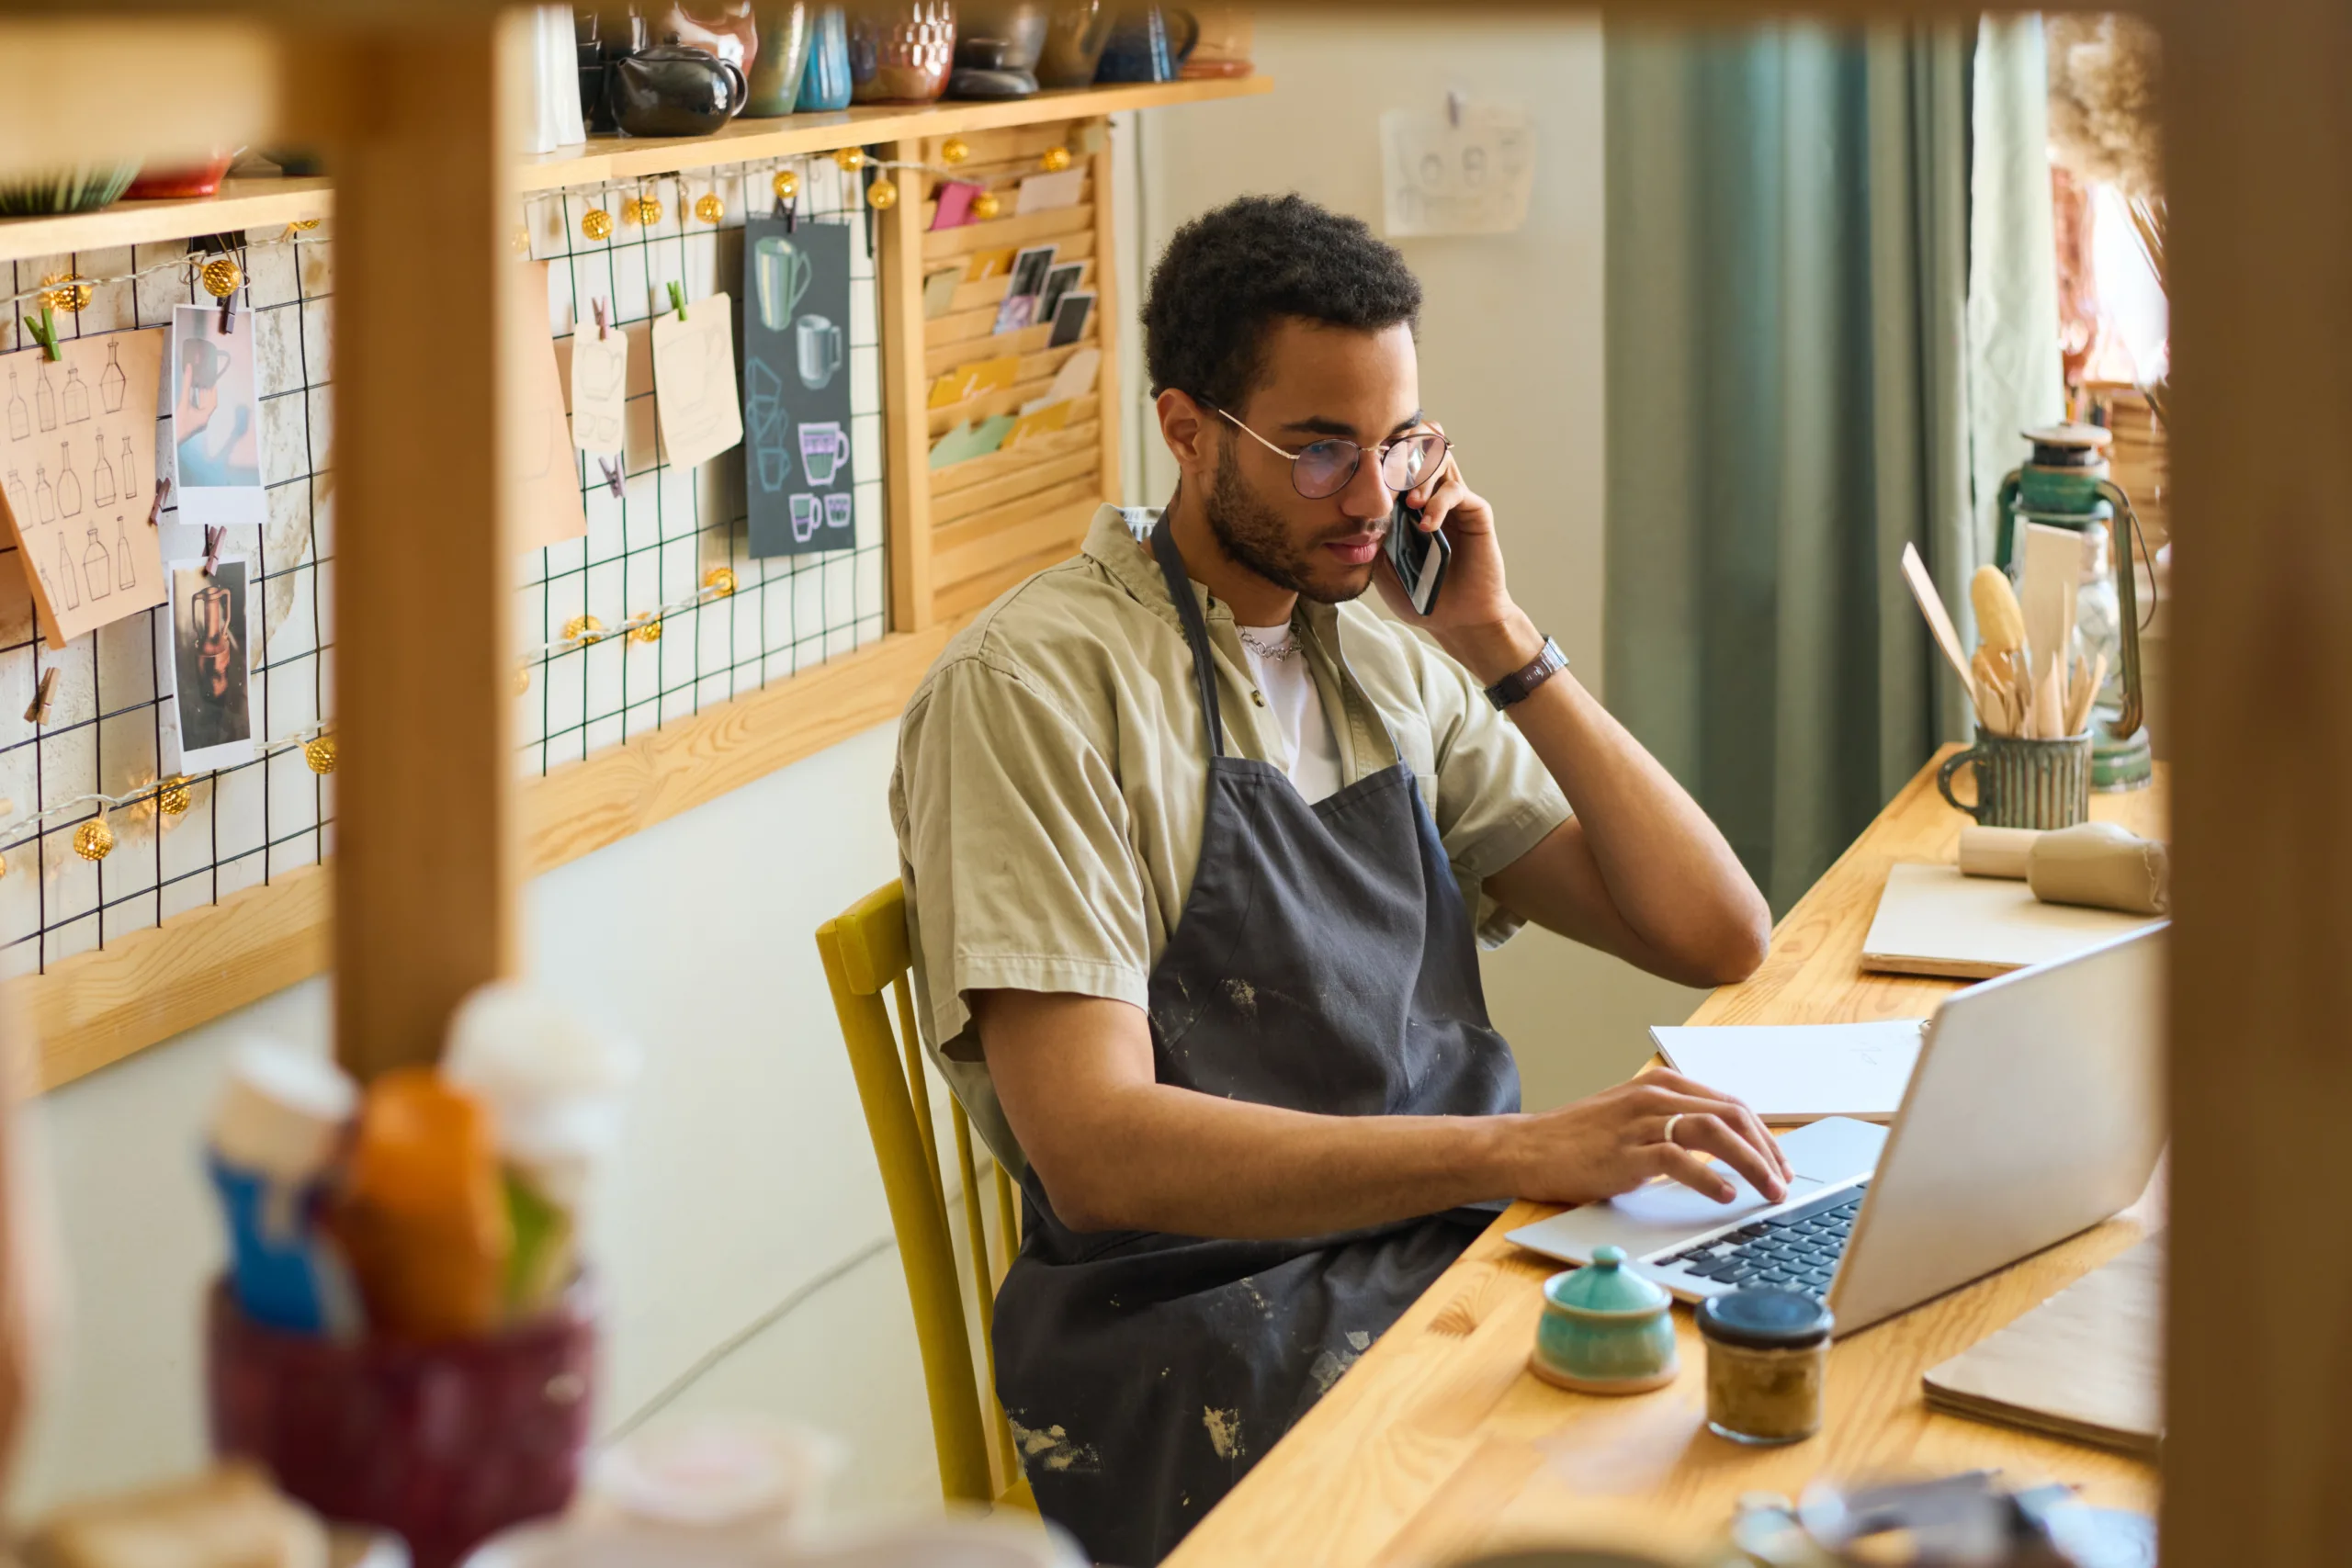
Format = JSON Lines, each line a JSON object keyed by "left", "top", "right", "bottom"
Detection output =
{"left": 1502, "top": 1068, "right": 1792, "bottom": 1208}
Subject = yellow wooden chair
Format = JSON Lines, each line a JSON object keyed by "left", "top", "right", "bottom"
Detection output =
{"left": 816, "top": 881, "right": 1035, "bottom": 1511}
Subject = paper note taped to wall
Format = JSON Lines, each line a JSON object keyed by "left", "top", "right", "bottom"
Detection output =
{"left": 1379, "top": 99, "right": 1534, "bottom": 238}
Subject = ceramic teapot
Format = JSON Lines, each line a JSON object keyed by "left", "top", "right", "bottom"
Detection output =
{"left": 609, "top": 44, "right": 750, "bottom": 137}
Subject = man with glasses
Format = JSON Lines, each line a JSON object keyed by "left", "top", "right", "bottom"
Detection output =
{"left": 891, "top": 194, "right": 1776, "bottom": 1562}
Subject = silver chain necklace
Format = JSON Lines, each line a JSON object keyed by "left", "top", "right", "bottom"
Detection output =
{"left": 1237, "top": 624, "right": 1299, "bottom": 661}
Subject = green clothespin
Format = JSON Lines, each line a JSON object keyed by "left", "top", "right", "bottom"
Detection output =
{"left": 667, "top": 281, "right": 687, "bottom": 322}
{"left": 18, "top": 304, "right": 60, "bottom": 361}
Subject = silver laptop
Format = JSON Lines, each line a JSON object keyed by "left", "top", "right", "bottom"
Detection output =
{"left": 1508, "top": 924, "right": 2165, "bottom": 1337}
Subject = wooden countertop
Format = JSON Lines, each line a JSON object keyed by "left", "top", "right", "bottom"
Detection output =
{"left": 1166, "top": 750, "right": 2170, "bottom": 1567}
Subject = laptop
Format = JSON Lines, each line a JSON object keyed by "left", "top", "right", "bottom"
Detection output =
{"left": 1507, "top": 924, "right": 2165, "bottom": 1337}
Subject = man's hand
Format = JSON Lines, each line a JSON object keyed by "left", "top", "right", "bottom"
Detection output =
{"left": 1370, "top": 423, "right": 1545, "bottom": 686}
{"left": 1501, "top": 1067, "right": 1793, "bottom": 1207}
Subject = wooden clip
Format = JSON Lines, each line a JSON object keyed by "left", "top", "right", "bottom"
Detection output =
{"left": 667, "top": 281, "right": 687, "bottom": 322}
{"left": 597, "top": 457, "right": 624, "bottom": 497}
{"left": 219, "top": 290, "right": 236, "bottom": 335}
{"left": 593, "top": 298, "right": 609, "bottom": 340}
{"left": 148, "top": 477, "right": 172, "bottom": 527}
{"left": 201, "top": 525, "right": 226, "bottom": 575}
{"left": 24, "top": 669, "right": 59, "bottom": 727}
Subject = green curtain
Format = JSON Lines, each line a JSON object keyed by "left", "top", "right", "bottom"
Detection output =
{"left": 1603, "top": 23, "right": 1975, "bottom": 912}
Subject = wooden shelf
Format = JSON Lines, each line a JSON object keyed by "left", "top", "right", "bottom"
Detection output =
{"left": 513, "top": 75, "right": 1269, "bottom": 191}
{"left": 0, "top": 79, "right": 1264, "bottom": 265}
{"left": 0, "top": 175, "right": 334, "bottom": 263}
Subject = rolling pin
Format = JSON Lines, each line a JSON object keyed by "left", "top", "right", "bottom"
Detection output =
{"left": 1956, "top": 822, "right": 2170, "bottom": 916}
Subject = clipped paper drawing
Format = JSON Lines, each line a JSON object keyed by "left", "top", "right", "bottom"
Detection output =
{"left": 164, "top": 556, "right": 256, "bottom": 772}
{"left": 511, "top": 263, "right": 588, "bottom": 548}
{"left": 568, "top": 318, "right": 628, "bottom": 455}
{"left": 741, "top": 220, "right": 854, "bottom": 557}
{"left": 0, "top": 331, "right": 168, "bottom": 646}
{"left": 651, "top": 288, "right": 743, "bottom": 470}
{"left": 173, "top": 304, "right": 265, "bottom": 525}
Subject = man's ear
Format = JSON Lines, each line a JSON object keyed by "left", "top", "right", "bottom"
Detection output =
{"left": 1155, "top": 388, "right": 1213, "bottom": 473}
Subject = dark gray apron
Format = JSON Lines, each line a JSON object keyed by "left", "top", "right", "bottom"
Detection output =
{"left": 991, "top": 520, "right": 1522, "bottom": 1565}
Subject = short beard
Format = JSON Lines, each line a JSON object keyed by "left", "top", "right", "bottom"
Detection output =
{"left": 1202, "top": 439, "right": 1369, "bottom": 605}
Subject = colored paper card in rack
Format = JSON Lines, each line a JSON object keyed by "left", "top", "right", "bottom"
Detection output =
{"left": 0, "top": 330, "right": 169, "bottom": 649}
{"left": 510, "top": 262, "right": 589, "bottom": 549}
{"left": 1036, "top": 344, "right": 1100, "bottom": 408}
{"left": 1016, "top": 168, "right": 1085, "bottom": 215}
{"left": 1003, "top": 400, "right": 1070, "bottom": 448}
{"left": 930, "top": 180, "right": 983, "bottom": 231}
{"left": 1649, "top": 1020, "right": 1927, "bottom": 1125}
{"left": 742, "top": 220, "right": 855, "bottom": 557}
{"left": 922, "top": 266, "right": 964, "bottom": 319}
{"left": 928, "top": 414, "right": 1016, "bottom": 469}
{"left": 1037, "top": 261, "right": 1088, "bottom": 324}
{"left": 1048, "top": 291, "right": 1094, "bottom": 349}
{"left": 930, "top": 355, "right": 1018, "bottom": 410}
{"left": 967, "top": 249, "right": 1016, "bottom": 282}
{"left": 653, "top": 288, "right": 744, "bottom": 474}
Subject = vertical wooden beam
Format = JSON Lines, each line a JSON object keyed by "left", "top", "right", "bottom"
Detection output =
{"left": 326, "top": 18, "right": 520, "bottom": 1078}
{"left": 879, "top": 135, "right": 935, "bottom": 632}
{"left": 2161, "top": 0, "right": 2352, "bottom": 1558}
{"left": 1088, "top": 117, "right": 1125, "bottom": 508}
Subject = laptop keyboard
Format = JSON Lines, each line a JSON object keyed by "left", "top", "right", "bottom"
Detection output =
{"left": 1656, "top": 1181, "right": 1871, "bottom": 1299}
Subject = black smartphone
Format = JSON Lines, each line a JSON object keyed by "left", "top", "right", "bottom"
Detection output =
{"left": 1384, "top": 495, "right": 1449, "bottom": 615}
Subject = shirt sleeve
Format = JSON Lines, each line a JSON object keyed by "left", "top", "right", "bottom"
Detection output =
{"left": 1409, "top": 635, "right": 1574, "bottom": 947}
{"left": 893, "top": 650, "right": 1155, "bottom": 1053}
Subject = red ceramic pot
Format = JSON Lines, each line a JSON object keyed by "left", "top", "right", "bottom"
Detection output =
{"left": 124, "top": 156, "right": 237, "bottom": 200}
{"left": 206, "top": 1281, "right": 597, "bottom": 1568}
{"left": 851, "top": 1, "right": 956, "bottom": 101}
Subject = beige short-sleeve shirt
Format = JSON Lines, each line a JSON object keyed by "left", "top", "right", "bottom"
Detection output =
{"left": 889, "top": 505, "right": 1572, "bottom": 1173}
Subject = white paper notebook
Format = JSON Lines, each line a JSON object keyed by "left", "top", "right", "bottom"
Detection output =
{"left": 1861, "top": 862, "right": 2165, "bottom": 979}
{"left": 1651, "top": 1020, "right": 1927, "bottom": 1125}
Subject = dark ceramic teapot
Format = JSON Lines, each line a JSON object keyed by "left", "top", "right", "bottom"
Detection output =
{"left": 610, "top": 43, "right": 749, "bottom": 136}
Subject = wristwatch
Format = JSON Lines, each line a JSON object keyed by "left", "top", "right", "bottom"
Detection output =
{"left": 1484, "top": 636, "right": 1568, "bottom": 710}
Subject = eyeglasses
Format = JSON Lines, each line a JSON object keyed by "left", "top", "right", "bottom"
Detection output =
{"left": 1213, "top": 407, "right": 1452, "bottom": 502}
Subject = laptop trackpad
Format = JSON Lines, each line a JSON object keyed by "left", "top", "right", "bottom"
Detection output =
{"left": 1504, "top": 1116, "right": 1888, "bottom": 1265}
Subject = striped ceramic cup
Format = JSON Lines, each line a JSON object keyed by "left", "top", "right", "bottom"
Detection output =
{"left": 1936, "top": 731, "right": 2092, "bottom": 829}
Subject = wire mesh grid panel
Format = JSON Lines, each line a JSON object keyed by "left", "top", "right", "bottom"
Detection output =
{"left": 519, "top": 154, "right": 887, "bottom": 774}
{"left": 0, "top": 234, "right": 334, "bottom": 980}
{"left": 0, "top": 152, "right": 886, "bottom": 980}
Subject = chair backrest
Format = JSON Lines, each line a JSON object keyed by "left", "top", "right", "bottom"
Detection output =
{"left": 815, "top": 880, "right": 1023, "bottom": 1505}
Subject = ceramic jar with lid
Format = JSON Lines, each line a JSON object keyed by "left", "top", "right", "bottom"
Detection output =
{"left": 1696, "top": 1288, "right": 1833, "bottom": 1444}
{"left": 1530, "top": 1246, "right": 1679, "bottom": 1394}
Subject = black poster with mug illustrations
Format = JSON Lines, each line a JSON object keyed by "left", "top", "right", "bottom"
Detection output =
{"left": 742, "top": 217, "right": 856, "bottom": 557}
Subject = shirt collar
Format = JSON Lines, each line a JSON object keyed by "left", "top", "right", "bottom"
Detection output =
{"left": 1081, "top": 503, "right": 1345, "bottom": 645}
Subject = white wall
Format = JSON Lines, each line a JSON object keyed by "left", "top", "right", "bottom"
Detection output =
{"left": 16, "top": 722, "right": 949, "bottom": 1521}
{"left": 1129, "top": 15, "right": 1700, "bottom": 1109}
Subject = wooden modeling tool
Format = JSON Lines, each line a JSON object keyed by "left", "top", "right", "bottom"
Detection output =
{"left": 2018, "top": 524, "right": 2082, "bottom": 732}
{"left": 1900, "top": 543, "right": 1978, "bottom": 714}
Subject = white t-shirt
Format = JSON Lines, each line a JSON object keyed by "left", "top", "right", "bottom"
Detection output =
{"left": 1237, "top": 621, "right": 1344, "bottom": 804}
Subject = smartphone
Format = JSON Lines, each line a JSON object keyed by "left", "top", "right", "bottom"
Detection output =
{"left": 1384, "top": 495, "right": 1449, "bottom": 616}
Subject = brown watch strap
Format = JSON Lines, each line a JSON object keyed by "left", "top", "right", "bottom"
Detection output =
{"left": 1484, "top": 636, "right": 1568, "bottom": 710}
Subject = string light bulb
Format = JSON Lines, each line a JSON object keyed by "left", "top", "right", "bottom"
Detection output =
{"left": 515, "top": 664, "right": 533, "bottom": 695}
{"left": 563, "top": 614, "right": 606, "bottom": 646}
{"left": 703, "top": 566, "right": 739, "bottom": 597}
{"left": 971, "top": 191, "right": 1001, "bottom": 220}
{"left": 832, "top": 146, "right": 866, "bottom": 173}
{"left": 157, "top": 776, "right": 192, "bottom": 817}
{"left": 1041, "top": 144, "right": 1073, "bottom": 173}
{"left": 865, "top": 177, "right": 899, "bottom": 211}
{"left": 630, "top": 617, "right": 663, "bottom": 644}
{"left": 38, "top": 273, "right": 91, "bottom": 312}
{"left": 694, "top": 192, "right": 724, "bottom": 224}
{"left": 772, "top": 169, "right": 800, "bottom": 203}
{"left": 941, "top": 136, "right": 971, "bottom": 165}
{"left": 199, "top": 256, "right": 242, "bottom": 299}
{"left": 73, "top": 816, "right": 114, "bottom": 862}
{"left": 582, "top": 207, "right": 614, "bottom": 241}
{"left": 625, "top": 193, "right": 662, "bottom": 227}
{"left": 302, "top": 735, "right": 337, "bottom": 775}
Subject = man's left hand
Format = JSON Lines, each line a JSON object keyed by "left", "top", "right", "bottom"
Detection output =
{"left": 1371, "top": 423, "right": 1546, "bottom": 685}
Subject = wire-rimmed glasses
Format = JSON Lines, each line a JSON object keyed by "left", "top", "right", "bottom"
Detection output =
{"left": 1214, "top": 407, "right": 1451, "bottom": 501}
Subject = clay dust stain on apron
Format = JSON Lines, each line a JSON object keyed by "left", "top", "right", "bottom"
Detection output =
{"left": 1203, "top": 1407, "right": 1245, "bottom": 1461}
{"left": 1010, "top": 1418, "right": 1102, "bottom": 1474}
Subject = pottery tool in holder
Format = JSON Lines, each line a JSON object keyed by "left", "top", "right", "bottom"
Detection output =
{"left": 1900, "top": 542, "right": 2108, "bottom": 748}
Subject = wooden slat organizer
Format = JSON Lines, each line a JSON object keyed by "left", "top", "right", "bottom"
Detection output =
{"left": 878, "top": 115, "right": 1121, "bottom": 630}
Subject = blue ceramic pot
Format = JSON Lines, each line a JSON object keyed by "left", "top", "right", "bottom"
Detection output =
{"left": 797, "top": 6, "right": 854, "bottom": 109}
{"left": 1530, "top": 1246, "right": 1679, "bottom": 1394}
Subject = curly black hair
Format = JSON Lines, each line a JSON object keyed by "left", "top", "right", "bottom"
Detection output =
{"left": 1142, "top": 194, "right": 1422, "bottom": 412}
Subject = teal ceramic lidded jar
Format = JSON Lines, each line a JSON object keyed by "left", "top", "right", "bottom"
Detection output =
{"left": 1530, "top": 1246, "right": 1679, "bottom": 1394}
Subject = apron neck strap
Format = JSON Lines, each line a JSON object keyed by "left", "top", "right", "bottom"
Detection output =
{"left": 1149, "top": 517, "right": 1226, "bottom": 760}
